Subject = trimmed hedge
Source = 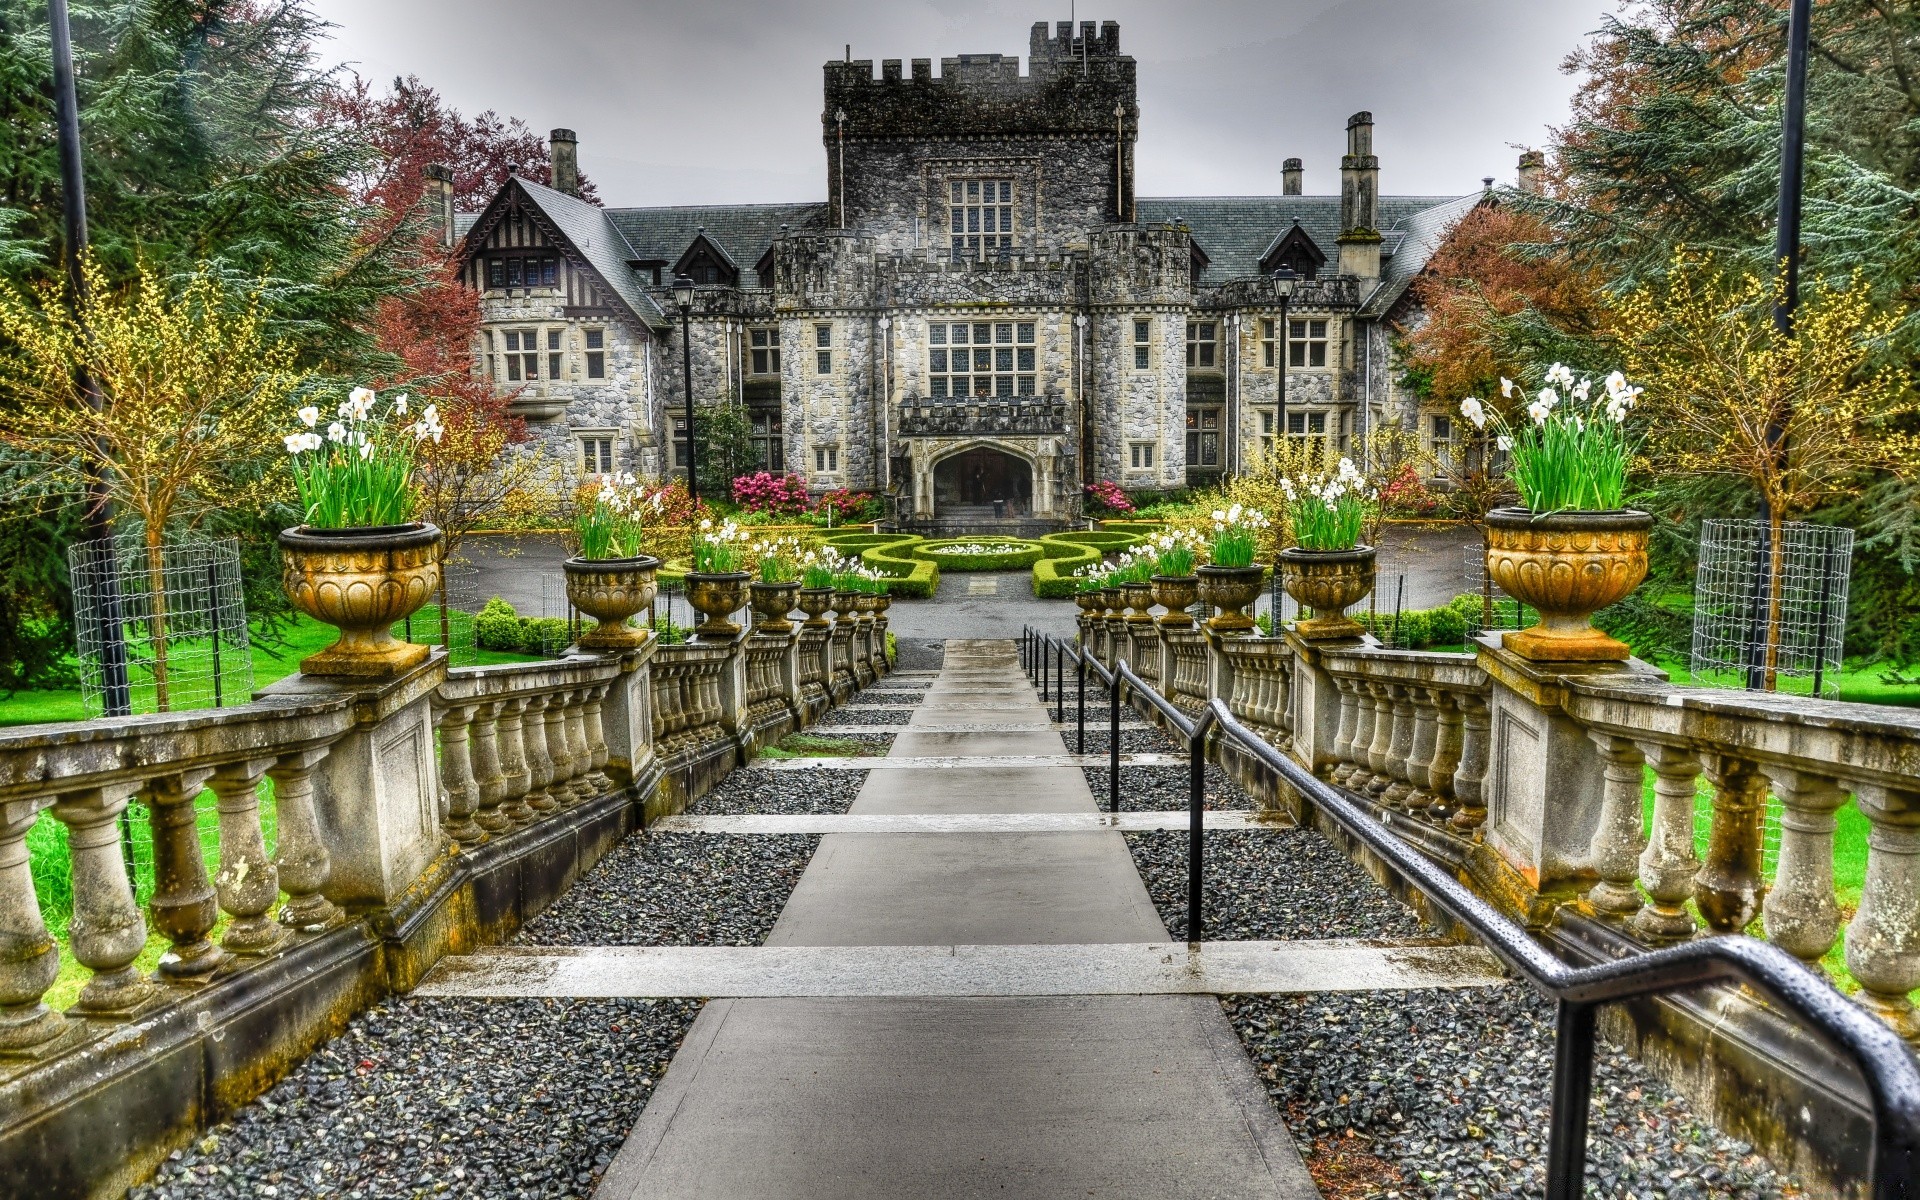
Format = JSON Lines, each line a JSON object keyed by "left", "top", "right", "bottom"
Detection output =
{"left": 474, "top": 597, "right": 569, "bottom": 656}
{"left": 917, "top": 538, "right": 1044, "bottom": 572}
{"left": 827, "top": 531, "right": 940, "bottom": 598}
{"left": 1354, "top": 593, "right": 1480, "bottom": 650}
{"left": 1028, "top": 529, "right": 1145, "bottom": 598}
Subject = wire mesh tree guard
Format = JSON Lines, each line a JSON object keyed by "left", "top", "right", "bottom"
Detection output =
{"left": 1691, "top": 518, "right": 1852, "bottom": 696}
{"left": 68, "top": 532, "right": 252, "bottom": 717}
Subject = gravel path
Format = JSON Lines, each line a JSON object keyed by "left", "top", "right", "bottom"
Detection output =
{"left": 1074, "top": 726, "right": 1180, "bottom": 756}
{"left": 1226, "top": 988, "right": 1795, "bottom": 1199}
{"left": 690, "top": 766, "right": 869, "bottom": 815}
{"left": 128, "top": 996, "right": 701, "bottom": 1200}
{"left": 1084, "top": 763, "right": 1254, "bottom": 811}
{"left": 853, "top": 692, "right": 924, "bottom": 706}
{"left": 826, "top": 707, "right": 916, "bottom": 726}
{"left": 515, "top": 831, "right": 817, "bottom": 946}
{"left": 1127, "top": 829, "right": 1428, "bottom": 942}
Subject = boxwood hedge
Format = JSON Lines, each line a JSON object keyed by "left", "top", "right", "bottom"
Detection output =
{"left": 916, "top": 538, "right": 1044, "bottom": 571}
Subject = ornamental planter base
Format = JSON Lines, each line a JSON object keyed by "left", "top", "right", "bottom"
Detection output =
{"left": 1280, "top": 546, "right": 1375, "bottom": 641}
{"left": 1196, "top": 564, "right": 1264, "bottom": 634}
{"left": 686, "top": 571, "right": 751, "bottom": 641}
{"left": 280, "top": 523, "right": 443, "bottom": 678}
{"left": 1484, "top": 507, "right": 1653, "bottom": 663}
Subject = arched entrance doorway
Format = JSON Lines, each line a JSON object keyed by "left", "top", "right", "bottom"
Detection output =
{"left": 933, "top": 448, "right": 1033, "bottom": 517}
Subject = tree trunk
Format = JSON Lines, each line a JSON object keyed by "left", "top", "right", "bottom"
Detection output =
{"left": 144, "top": 530, "right": 171, "bottom": 712}
{"left": 1763, "top": 504, "right": 1785, "bottom": 692}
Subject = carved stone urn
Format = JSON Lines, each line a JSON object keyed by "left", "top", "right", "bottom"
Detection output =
{"left": 1074, "top": 591, "right": 1104, "bottom": 615}
{"left": 1484, "top": 507, "right": 1653, "bottom": 662}
{"left": 1100, "top": 587, "right": 1125, "bottom": 621}
{"left": 279, "top": 523, "right": 443, "bottom": 677}
{"left": 1120, "top": 580, "right": 1156, "bottom": 627}
{"left": 1279, "top": 546, "right": 1375, "bottom": 640}
{"left": 684, "top": 571, "right": 751, "bottom": 640}
{"left": 749, "top": 580, "right": 801, "bottom": 633}
{"left": 831, "top": 590, "right": 860, "bottom": 620}
{"left": 563, "top": 555, "right": 660, "bottom": 649}
{"left": 1196, "top": 563, "right": 1265, "bottom": 634}
{"left": 1150, "top": 575, "right": 1200, "bottom": 629}
{"left": 872, "top": 594, "right": 892, "bottom": 615}
{"left": 797, "top": 587, "right": 835, "bottom": 629}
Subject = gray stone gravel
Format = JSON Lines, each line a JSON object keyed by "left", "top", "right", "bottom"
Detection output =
{"left": 1074, "top": 726, "right": 1180, "bottom": 756}
{"left": 854, "top": 691, "right": 924, "bottom": 706}
{"left": 128, "top": 995, "right": 701, "bottom": 1200}
{"left": 1226, "top": 988, "right": 1794, "bottom": 1199}
{"left": 1084, "top": 763, "right": 1254, "bottom": 812}
{"left": 892, "top": 638, "right": 945, "bottom": 672}
{"left": 826, "top": 707, "right": 916, "bottom": 726}
{"left": 691, "top": 765, "right": 869, "bottom": 815}
{"left": 515, "top": 831, "right": 817, "bottom": 946}
{"left": 1127, "top": 828, "right": 1427, "bottom": 942}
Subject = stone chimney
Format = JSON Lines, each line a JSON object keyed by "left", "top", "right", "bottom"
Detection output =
{"left": 423, "top": 163, "right": 454, "bottom": 247}
{"left": 1337, "top": 112, "right": 1381, "bottom": 279}
{"left": 1517, "top": 149, "right": 1546, "bottom": 195}
{"left": 1282, "top": 157, "right": 1302, "bottom": 196}
{"left": 549, "top": 128, "right": 579, "bottom": 197}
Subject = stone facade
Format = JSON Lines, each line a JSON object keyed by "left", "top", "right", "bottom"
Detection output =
{"left": 452, "top": 18, "right": 1487, "bottom": 528}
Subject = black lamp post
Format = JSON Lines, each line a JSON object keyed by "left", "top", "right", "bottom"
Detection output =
{"left": 1273, "top": 267, "right": 1298, "bottom": 447}
{"left": 672, "top": 274, "right": 698, "bottom": 504}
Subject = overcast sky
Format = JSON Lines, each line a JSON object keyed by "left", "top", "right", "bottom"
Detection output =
{"left": 310, "top": 0, "right": 1617, "bottom": 206}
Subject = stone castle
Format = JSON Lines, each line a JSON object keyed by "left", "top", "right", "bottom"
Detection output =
{"left": 451, "top": 18, "right": 1497, "bottom": 529}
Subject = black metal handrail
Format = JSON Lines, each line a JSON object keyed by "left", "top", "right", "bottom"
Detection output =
{"left": 1021, "top": 626, "right": 1920, "bottom": 1200}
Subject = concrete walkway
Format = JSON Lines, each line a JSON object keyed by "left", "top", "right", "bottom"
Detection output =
{"left": 593, "top": 640, "right": 1321, "bottom": 1199}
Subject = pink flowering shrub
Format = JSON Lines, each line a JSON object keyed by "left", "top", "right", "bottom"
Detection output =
{"left": 731, "top": 471, "right": 812, "bottom": 515}
{"left": 1084, "top": 480, "right": 1133, "bottom": 515}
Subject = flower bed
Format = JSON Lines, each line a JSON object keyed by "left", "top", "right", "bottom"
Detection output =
{"left": 916, "top": 538, "right": 1044, "bottom": 571}
{"left": 1030, "top": 531, "right": 1144, "bottom": 597}
{"left": 816, "top": 531, "right": 940, "bottom": 598}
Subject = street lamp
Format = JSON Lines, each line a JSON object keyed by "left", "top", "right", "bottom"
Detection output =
{"left": 1273, "top": 266, "right": 1297, "bottom": 450}
{"left": 672, "top": 274, "right": 698, "bottom": 504}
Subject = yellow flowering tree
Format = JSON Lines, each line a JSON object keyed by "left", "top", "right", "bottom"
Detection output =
{"left": 1612, "top": 248, "right": 1920, "bottom": 683}
{"left": 0, "top": 259, "right": 309, "bottom": 708}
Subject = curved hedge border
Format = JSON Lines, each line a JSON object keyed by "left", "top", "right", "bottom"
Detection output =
{"left": 917, "top": 537, "right": 1044, "bottom": 572}
{"left": 1029, "top": 529, "right": 1144, "bottom": 598}
{"left": 817, "top": 531, "right": 941, "bottom": 599}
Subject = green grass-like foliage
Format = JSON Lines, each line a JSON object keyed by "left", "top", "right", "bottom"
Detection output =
{"left": 474, "top": 597, "right": 569, "bottom": 656}
{"left": 917, "top": 539, "right": 1044, "bottom": 571}
{"left": 1463, "top": 366, "right": 1639, "bottom": 513}
{"left": 287, "top": 386, "right": 437, "bottom": 528}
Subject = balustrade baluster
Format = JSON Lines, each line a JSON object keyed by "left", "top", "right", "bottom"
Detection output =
{"left": 1448, "top": 694, "right": 1490, "bottom": 833}
{"left": 1844, "top": 786, "right": 1920, "bottom": 1039}
{"left": 1583, "top": 734, "right": 1648, "bottom": 918}
{"left": 436, "top": 704, "right": 484, "bottom": 844}
{"left": 1633, "top": 744, "right": 1703, "bottom": 941}
{"left": 145, "top": 770, "right": 229, "bottom": 979}
{"left": 469, "top": 701, "right": 510, "bottom": 834}
{"left": 551, "top": 689, "right": 588, "bottom": 803}
{"left": 209, "top": 760, "right": 286, "bottom": 954}
{"left": 494, "top": 697, "right": 536, "bottom": 825}
{"left": 564, "top": 687, "right": 596, "bottom": 799}
{"left": 1402, "top": 689, "right": 1440, "bottom": 814}
{"left": 1426, "top": 692, "right": 1463, "bottom": 822}
{"left": 0, "top": 798, "right": 64, "bottom": 1050}
{"left": 1761, "top": 768, "right": 1848, "bottom": 972}
{"left": 1342, "top": 679, "right": 1376, "bottom": 789}
{"left": 584, "top": 683, "right": 613, "bottom": 791}
{"left": 1364, "top": 684, "right": 1396, "bottom": 798}
{"left": 1330, "top": 678, "right": 1360, "bottom": 784}
{"left": 54, "top": 785, "right": 156, "bottom": 1012}
{"left": 521, "top": 694, "right": 558, "bottom": 815}
{"left": 1694, "top": 755, "right": 1768, "bottom": 935}
{"left": 268, "top": 751, "right": 339, "bottom": 932}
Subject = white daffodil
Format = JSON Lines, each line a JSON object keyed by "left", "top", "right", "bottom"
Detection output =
{"left": 358, "top": 440, "right": 375, "bottom": 460}
{"left": 348, "top": 386, "right": 376, "bottom": 418}
{"left": 1527, "top": 399, "right": 1552, "bottom": 424}
{"left": 297, "top": 405, "right": 320, "bottom": 428}
{"left": 1459, "top": 396, "right": 1487, "bottom": 429}
{"left": 1500, "top": 377, "right": 1514, "bottom": 398}
{"left": 327, "top": 421, "right": 347, "bottom": 443}
{"left": 1572, "top": 378, "right": 1592, "bottom": 402}
{"left": 1496, "top": 434, "right": 1514, "bottom": 452}
{"left": 284, "top": 433, "right": 306, "bottom": 454}
{"left": 1546, "top": 362, "right": 1575, "bottom": 388}
{"left": 1536, "top": 387, "right": 1558, "bottom": 410}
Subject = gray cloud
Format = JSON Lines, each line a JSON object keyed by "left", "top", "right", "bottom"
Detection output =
{"left": 312, "top": 0, "right": 1612, "bottom": 204}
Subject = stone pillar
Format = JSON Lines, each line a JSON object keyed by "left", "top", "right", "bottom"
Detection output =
{"left": 0, "top": 796, "right": 64, "bottom": 1051}
{"left": 1583, "top": 734, "right": 1648, "bottom": 918}
{"left": 259, "top": 654, "right": 448, "bottom": 909}
{"left": 717, "top": 631, "right": 750, "bottom": 755}
{"left": 1761, "top": 768, "right": 1849, "bottom": 971}
{"left": 53, "top": 784, "right": 155, "bottom": 1013}
{"left": 1474, "top": 640, "right": 1630, "bottom": 893}
{"left": 1845, "top": 786, "right": 1920, "bottom": 1039}
{"left": 599, "top": 637, "right": 659, "bottom": 784}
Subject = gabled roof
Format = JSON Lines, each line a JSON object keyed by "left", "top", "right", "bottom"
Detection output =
{"left": 1257, "top": 223, "right": 1328, "bottom": 275}
{"left": 1362, "top": 190, "right": 1489, "bottom": 318}
{"left": 673, "top": 230, "right": 740, "bottom": 283}
{"left": 457, "top": 176, "right": 666, "bottom": 328}
{"left": 605, "top": 202, "right": 829, "bottom": 287}
{"left": 1136, "top": 194, "right": 1470, "bottom": 285}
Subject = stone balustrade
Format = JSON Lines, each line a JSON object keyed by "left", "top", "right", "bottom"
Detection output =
{"left": 0, "top": 604, "right": 885, "bottom": 1196}
{"left": 1083, "top": 610, "right": 1920, "bottom": 1194}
